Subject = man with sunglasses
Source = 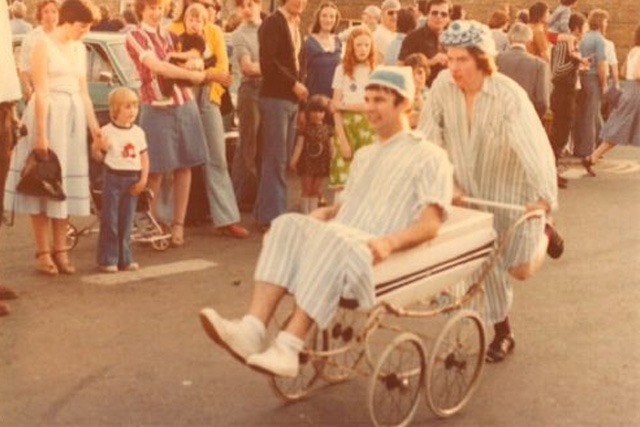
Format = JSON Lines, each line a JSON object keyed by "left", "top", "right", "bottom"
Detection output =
{"left": 373, "top": 0, "right": 400, "bottom": 64}
{"left": 398, "top": 0, "right": 451, "bottom": 86}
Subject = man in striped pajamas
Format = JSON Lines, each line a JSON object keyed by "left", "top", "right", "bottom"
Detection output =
{"left": 419, "top": 20, "right": 564, "bottom": 363}
{"left": 200, "top": 66, "right": 454, "bottom": 378}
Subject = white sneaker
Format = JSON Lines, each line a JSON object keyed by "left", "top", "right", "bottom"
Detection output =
{"left": 246, "top": 342, "right": 299, "bottom": 378}
{"left": 199, "top": 308, "right": 264, "bottom": 362}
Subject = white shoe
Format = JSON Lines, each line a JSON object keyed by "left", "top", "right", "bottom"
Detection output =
{"left": 247, "top": 342, "right": 299, "bottom": 378}
{"left": 199, "top": 308, "right": 264, "bottom": 362}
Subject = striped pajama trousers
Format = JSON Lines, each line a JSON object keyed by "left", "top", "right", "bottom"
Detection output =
{"left": 453, "top": 211, "right": 545, "bottom": 326}
{"left": 254, "top": 214, "right": 374, "bottom": 329}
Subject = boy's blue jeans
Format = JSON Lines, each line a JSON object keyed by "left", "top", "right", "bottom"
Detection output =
{"left": 97, "top": 169, "right": 140, "bottom": 268}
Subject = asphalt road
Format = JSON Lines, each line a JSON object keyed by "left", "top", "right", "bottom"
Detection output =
{"left": 1, "top": 148, "right": 639, "bottom": 427}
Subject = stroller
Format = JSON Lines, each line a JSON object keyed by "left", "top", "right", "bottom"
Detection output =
{"left": 66, "top": 160, "right": 171, "bottom": 251}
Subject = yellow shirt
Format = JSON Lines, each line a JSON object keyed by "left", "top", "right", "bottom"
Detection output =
{"left": 168, "top": 21, "right": 229, "bottom": 105}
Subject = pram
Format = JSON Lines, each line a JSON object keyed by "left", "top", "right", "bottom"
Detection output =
{"left": 258, "top": 201, "right": 544, "bottom": 427}
{"left": 66, "top": 161, "right": 171, "bottom": 251}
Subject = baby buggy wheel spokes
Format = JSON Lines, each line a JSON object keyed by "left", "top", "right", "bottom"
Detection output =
{"left": 322, "top": 306, "right": 366, "bottom": 383}
{"left": 425, "top": 309, "right": 485, "bottom": 417}
{"left": 269, "top": 326, "right": 323, "bottom": 402}
{"left": 66, "top": 223, "right": 78, "bottom": 250}
{"left": 368, "top": 332, "right": 426, "bottom": 427}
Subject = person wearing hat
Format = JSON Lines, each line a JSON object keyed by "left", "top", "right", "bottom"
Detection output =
{"left": 373, "top": 0, "right": 401, "bottom": 64}
{"left": 418, "top": 20, "right": 563, "bottom": 363}
{"left": 199, "top": 66, "right": 454, "bottom": 378}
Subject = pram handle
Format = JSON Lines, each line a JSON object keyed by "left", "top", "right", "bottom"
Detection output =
{"left": 460, "top": 197, "right": 526, "bottom": 213}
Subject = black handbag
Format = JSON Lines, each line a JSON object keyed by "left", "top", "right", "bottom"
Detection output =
{"left": 16, "top": 149, "right": 66, "bottom": 200}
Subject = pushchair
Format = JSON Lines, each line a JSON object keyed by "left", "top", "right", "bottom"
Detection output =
{"left": 66, "top": 160, "right": 171, "bottom": 251}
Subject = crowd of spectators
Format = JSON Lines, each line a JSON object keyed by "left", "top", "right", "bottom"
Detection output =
{"left": 3, "top": 0, "right": 639, "bottom": 371}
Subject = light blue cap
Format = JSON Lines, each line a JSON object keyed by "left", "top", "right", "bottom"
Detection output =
{"left": 440, "top": 20, "right": 497, "bottom": 56}
{"left": 366, "top": 66, "right": 415, "bottom": 100}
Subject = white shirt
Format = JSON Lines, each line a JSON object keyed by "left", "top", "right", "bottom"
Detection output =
{"left": 332, "top": 63, "right": 371, "bottom": 105}
{"left": 19, "top": 26, "right": 45, "bottom": 73}
{"left": 626, "top": 47, "right": 640, "bottom": 80}
{"left": 101, "top": 123, "right": 148, "bottom": 171}
{"left": 373, "top": 25, "right": 396, "bottom": 60}
{"left": 604, "top": 39, "right": 618, "bottom": 66}
{"left": 1, "top": 0, "right": 22, "bottom": 102}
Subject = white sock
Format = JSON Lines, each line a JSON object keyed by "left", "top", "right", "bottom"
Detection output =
{"left": 309, "top": 197, "right": 318, "bottom": 212}
{"left": 242, "top": 314, "right": 266, "bottom": 339}
{"left": 276, "top": 331, "right": 304, "bottom": 354}
{"left": 300, "top": 197, "right": 310, "bottom": 214}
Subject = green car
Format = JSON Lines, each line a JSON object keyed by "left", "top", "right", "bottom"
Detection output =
{"left": 12, "top": 31, "right": 140, "bottom": 125}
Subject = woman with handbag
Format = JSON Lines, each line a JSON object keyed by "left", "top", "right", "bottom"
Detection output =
{"left": 583, "top": 25, "right": 640, "bottom": 172}
{"left": 4, "top": 0, "right": 102, "bottom": 275}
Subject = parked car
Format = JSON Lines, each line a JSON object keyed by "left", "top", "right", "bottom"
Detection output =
{"left": 12, "top": 31, "right": 140, "bottom": 125}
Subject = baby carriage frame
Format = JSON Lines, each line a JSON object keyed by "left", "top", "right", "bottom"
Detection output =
{"left": 257, "top": 202, "right": 545, "bottom": 427}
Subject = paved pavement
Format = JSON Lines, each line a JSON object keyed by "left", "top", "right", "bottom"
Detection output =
{"left": 1, "top": 148, "right": 639, "bottom": 427}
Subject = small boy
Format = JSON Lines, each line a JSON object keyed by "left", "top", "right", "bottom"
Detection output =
{"left": 93, "top": 87, "right": 149, "bottom": 273}
{"left": 403, "top": 53, "right": 431, "bottom": 129}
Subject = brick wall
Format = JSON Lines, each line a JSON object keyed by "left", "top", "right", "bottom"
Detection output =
{"left": 17, "top": 0, "right": 638, "bottom": 59}
{"left": 299, "top": 0, "right": 638, "bottom": 63}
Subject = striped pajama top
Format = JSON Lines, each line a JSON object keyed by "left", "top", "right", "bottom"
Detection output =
{"left": 334, "top": 130, "right": 453, "bottom": 234}
{"left": 418, "top": 70, "right": 558, "bottom": 323}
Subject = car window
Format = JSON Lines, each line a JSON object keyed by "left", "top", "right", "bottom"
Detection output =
{"left": 109, "top": 42, "right": 139, "bottom": 84}
{"left": 86, "top": 43, "right": 117, "bottom": 84}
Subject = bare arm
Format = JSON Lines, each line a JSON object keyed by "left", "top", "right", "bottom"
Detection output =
{"left": 238, "top": 53, "right": 261, "bottom": 76}
{"left": 597, "top": 60, "right": 608, "bottom": 92}
{"left": 141, "top": 53, "right": 206, "bottom": 84}
{"left": 289, "top": 134, "right": 304, "bottom": 172}
{"left": 368, "top": 204, "right": 444, "bottom": 264}
{"left": 19, "top": 71, "right": 33, "bottom": 102}
{"left": 130, "top": 151, "right": 149, "bottom": 196}
{"left": 30, "top": 39, "right": 49, "bottom": 154}
{"left": 308, "top": 203, "right": 341, "bottom": 221}
{"left": 332, "top": 88, "right": 353, "bottom": 159}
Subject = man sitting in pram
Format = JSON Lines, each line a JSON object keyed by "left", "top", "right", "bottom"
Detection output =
{"left": 200, "top": 66, "right": 454, "bottom": 378}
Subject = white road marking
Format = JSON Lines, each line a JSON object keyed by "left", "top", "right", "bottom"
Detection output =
{"left": 81, "top": 259, "right": 218, "bottom": 286}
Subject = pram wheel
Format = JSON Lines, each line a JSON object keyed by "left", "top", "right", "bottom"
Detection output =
{"left": 269, "top": 325, "right": 323, "bottom": 402}
{"left": 322, "top": 306, "right": 366, "bottom": 383}
{"left": 368, "top": 332, "right": 426, "bottom": 427}
{"left": 425, "top": 310, "right": 485, "bottom": 418}
{"left": 151, "top": 237, "right": 170, "bottom": 251}
{"left": 66, "top": 223, "right": 78, "bottom": 250}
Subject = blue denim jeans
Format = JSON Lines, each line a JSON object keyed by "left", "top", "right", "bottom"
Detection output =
{"left": 97, "top": 169, "right": 140, "bottom": 268}
{"left": 573, "top": 74, "right": 603, "bottom": 157}
{"left": 232, "top": 79, "right": 261, "bottom": 209}
{"left": 254, "top": 97, "right": 298, "bottom": 225}
{"left": 193, "top": 86, "right": 240, "bottom": 227}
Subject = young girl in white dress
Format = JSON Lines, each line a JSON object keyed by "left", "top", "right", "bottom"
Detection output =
{"left": 329, "top": 26, "right": 376, "bottom": 190}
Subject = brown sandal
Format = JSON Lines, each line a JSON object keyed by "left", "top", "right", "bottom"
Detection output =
{"left": 36, "top": 251, "right": 59, "bottom": 276}
{"left": 52, "top": 249, "right": 76, "bottom": 275}
{"left": 171, "top": 222, "right": 185, "bottom": 247}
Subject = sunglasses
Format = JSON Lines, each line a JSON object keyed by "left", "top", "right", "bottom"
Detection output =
{"left": 430, "top": 10, "right": 449, "bottom": 18}
{"left": 385, "top": 10, "right": 398, "bottom": 16}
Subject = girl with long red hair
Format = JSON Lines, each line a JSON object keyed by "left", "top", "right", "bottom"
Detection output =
{"left": 329, "top": 26, "right": 376, "bottom": 190}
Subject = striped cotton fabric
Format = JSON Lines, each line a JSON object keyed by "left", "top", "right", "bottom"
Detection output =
{"left": 254, "top": 131, "right": 453, "bottom": 328}
{"left": 419, "top": 70, "right": 558, "bottom": 324}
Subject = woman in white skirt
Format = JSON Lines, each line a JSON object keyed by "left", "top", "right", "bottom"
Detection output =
{"left": 584, "top": 25, "right": 640, "bottom": 171}
{"left": 4, "top": 0, "right": 101, "bottom": 275}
